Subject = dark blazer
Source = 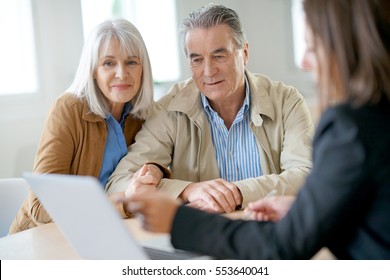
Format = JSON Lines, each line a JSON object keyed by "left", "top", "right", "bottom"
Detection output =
{"left": 170, "top": 99, "right": 390, "bottom": 259}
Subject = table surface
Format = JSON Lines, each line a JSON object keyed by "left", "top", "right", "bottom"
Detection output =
{"left": 0, "top": 211, "right": 334, "bottom": 260}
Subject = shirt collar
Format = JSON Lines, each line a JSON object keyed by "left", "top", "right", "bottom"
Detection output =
{"left": 201, "top": 74, "right": 250, "bottom": 117}
{"left": 121, "top": 102, "right": 132, "bottom": 120}
{"left": 106, "top": 102, "right": 132, "bottom": 125}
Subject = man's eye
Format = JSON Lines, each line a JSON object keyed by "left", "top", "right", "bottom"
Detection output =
{"left": 191, "top": 57, "right": 202, "bottom": 65}
{"left": 214, "top": 55, "right": 227, "bottom": 62}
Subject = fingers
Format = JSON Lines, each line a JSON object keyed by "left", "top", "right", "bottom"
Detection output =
{"left": 245, "top": 195, "right": 295, "bottom": 222}
{"left": 134, "top": 164, "right": 162, "bottom": 183}
{"left": 186, "top": 200, "right": 220, "bottom": 213}
{"left": 133, "top": 174, "right": 160, "bottom": 187}
{"left": 222, "top": 180, "right": 243, "bottom": 207}
{"left": 183, "top": 179, "right": 242, "bottom": 213}
{"left": 190, "top": 194, "right": 224, "bottom": 213}
{"left": 145, "top": 164, "right": 163, "bottom": 180}
{"left": 125, "top": 201, "right": 145, "bottom": 214}
{"left": 247, "top": 199, "right": 269, "bottom": 211}
{"left": 135, "top": 164, "right": 149, "bottom": 177}
{"left": 206, "top": 179, "right": 241, "bottom": 212}
{"left": 125, "top": 180, "right": 156, "bottom": 197}
{"left": 243, "top": 207, "right": 272, "bottom": 222}
{"left": 184, "top": 187, "right": 229, "bottom": 213}
{"left": 122, "top": 193, "right": 147, "bottom": 213}
{"left": 124, "top": 192, "right": 179, "bottom": 233}
{"left": 253, "top": 211, "right": 270, "bottom": 221}
{"left": 125, "top": 165, "right": 162, "bottom": 197}
{"left": 202, "top": 187, "right": 234, "bottom": 212}
{"left": 244, "top": 198, "right": 272, "bottom": 221}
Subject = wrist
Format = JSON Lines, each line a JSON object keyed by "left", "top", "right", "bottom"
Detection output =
{"left": 178, "top": 183, "right": 193, "bottom": 202}
{"left": 145, "top": 162, "right": 171, "bottom": 179}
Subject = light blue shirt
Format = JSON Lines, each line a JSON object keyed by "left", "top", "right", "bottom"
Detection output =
{"left": 98, "top": 103, "right": 131, "bottom": 187}
{"left": 201, "top": 76, "right": 262, "bottom": 182}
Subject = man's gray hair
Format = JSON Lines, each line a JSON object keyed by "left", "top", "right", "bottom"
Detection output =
{"left": 179, "top": 4, "right": 247, "bottom": 57}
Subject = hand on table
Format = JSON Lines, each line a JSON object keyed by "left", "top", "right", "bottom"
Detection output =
{"left": 244, "top": 195, "right": 296, "bottom": 222}
{"left": 179, "top": 179, "right": 242, "bottom": 213}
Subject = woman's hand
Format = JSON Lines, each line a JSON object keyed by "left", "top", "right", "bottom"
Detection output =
{"left": 244, "top": 195, "right": 296, "bottom": 222}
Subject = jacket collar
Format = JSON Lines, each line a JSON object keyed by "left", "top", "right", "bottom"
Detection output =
{"left": 166, "top": 70, "right": 276, "bottom": 126}
{"left": 81, "top": 100, "right": 105, "bottom": 123}
{"left": 246, "top": 70, "right": 275, "bottom": 126}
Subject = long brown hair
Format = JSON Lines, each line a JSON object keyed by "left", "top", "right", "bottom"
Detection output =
{"left": 303, "top": 0, "right": 390, "bottom": 108}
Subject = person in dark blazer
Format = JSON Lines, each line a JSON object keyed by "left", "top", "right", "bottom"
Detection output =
{"left": 122, "top": 0, "right": 390, "bottom": 259}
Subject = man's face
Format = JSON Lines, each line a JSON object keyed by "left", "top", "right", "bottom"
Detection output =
{"left": 185, "top": 24, "right": 248, "bottom": 103}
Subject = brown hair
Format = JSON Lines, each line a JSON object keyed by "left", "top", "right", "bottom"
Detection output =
{"left": 303, "top": 0, "right": 390, "bottom": 107}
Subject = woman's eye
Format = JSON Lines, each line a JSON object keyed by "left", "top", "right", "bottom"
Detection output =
{"left": 127, "top": 60, "right": 139, "bottom": 65}
{"left": 103, "top": 61, "right": 114, "bottom": 67}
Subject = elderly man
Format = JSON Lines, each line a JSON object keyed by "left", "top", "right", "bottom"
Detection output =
{"left": 107, "top": 4, "right": 313, "bottom": 213}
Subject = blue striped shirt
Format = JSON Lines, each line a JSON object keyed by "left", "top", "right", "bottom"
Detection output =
{"left": 98, "top": 103, "right": 131, "bottom": 187}
{"left": 201, "top": 77, "right": 263, "bottom": 182}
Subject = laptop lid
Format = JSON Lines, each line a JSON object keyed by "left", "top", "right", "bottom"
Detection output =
{"left": 23, "top": 172, "right": 149, "bottom": 260}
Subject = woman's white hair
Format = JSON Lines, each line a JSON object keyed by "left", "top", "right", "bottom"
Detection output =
{"left": 67, "top": 18, "right": 154, "bottom": 119}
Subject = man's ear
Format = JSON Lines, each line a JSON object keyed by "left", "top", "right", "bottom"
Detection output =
{"left": 243, "top": 42, "right": 249, "bottom": 65}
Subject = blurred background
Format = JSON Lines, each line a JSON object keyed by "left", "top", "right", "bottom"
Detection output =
{"left": 0, "top": 0, "right": 318, "bottom": 179}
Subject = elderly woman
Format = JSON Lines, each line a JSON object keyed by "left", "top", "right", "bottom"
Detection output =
{"left": 10, "top": 19, "right": 163, "bottom": 234}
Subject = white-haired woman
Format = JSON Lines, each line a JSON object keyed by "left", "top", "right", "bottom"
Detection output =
{"left": 10, "top": 19, "right": 164, "bottom": 234}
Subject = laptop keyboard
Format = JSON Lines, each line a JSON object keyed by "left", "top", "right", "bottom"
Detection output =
{"left": 143, "top": 246, "right": 208, "bottom": 260}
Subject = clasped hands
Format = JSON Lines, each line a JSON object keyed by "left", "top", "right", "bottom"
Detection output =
{"left": 128, "top": 172, "right": 243, "bottom": 214}
{"left": 121, "top": 167, "right": 296, "bottom": 233}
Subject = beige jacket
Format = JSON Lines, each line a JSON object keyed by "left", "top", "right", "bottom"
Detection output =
{"left": 107, "top": 71, "right": 314, "bottom": 207}
{"left": 9, "top": 93, "right": 143, "bottom": 234}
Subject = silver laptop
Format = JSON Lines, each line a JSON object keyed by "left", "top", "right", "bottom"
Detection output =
{"left": 23, "top": 172, "right": 207, "bottom": 260}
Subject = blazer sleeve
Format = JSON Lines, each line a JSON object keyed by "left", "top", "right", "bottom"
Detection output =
{"left": 171, "top": 107, "right": 368, "bottom": 259}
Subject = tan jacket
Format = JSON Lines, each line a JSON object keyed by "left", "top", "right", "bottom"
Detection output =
{"left": 107, "top": 71, "right": 314, "bottom": 207}
{"left": 9, "top": 93, "right": 143, "bottom": 234}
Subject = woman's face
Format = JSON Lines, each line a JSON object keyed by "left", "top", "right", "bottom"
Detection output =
{"left": 301, "top": 22, "right": 335, "bottom": 110}
{"left": 301, "top": 23, "right": 321, "bottom": 83}
{"left": 94, "top": 38, "right": 143, "bottom": 114}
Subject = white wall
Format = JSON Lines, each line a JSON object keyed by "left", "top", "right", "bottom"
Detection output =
{"left": 0, "top": 0, "right": 83, "bottom": 178}
{"left": 0, "top": 0, "right": 317, "bottom": 178}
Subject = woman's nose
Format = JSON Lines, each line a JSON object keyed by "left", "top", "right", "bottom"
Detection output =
{"left": 115, "top": 64, "right": 128, "bottom": 79}
{"left": 300, "top": 50, "right": 311, "bottom": 72}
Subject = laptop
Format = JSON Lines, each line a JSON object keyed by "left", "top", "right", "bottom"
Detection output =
{"left": 23, "top": 172, "right": 208, "bottom": 260}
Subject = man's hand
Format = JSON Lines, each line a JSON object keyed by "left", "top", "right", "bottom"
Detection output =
{"left": 125, "top": 164, "right": 163, "bottom": 197}
{"left": 179, "top": 179, "right": 242, "bottom": 213}
{"left": 244, "top": 195, "right": 296, "bottom": 222}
